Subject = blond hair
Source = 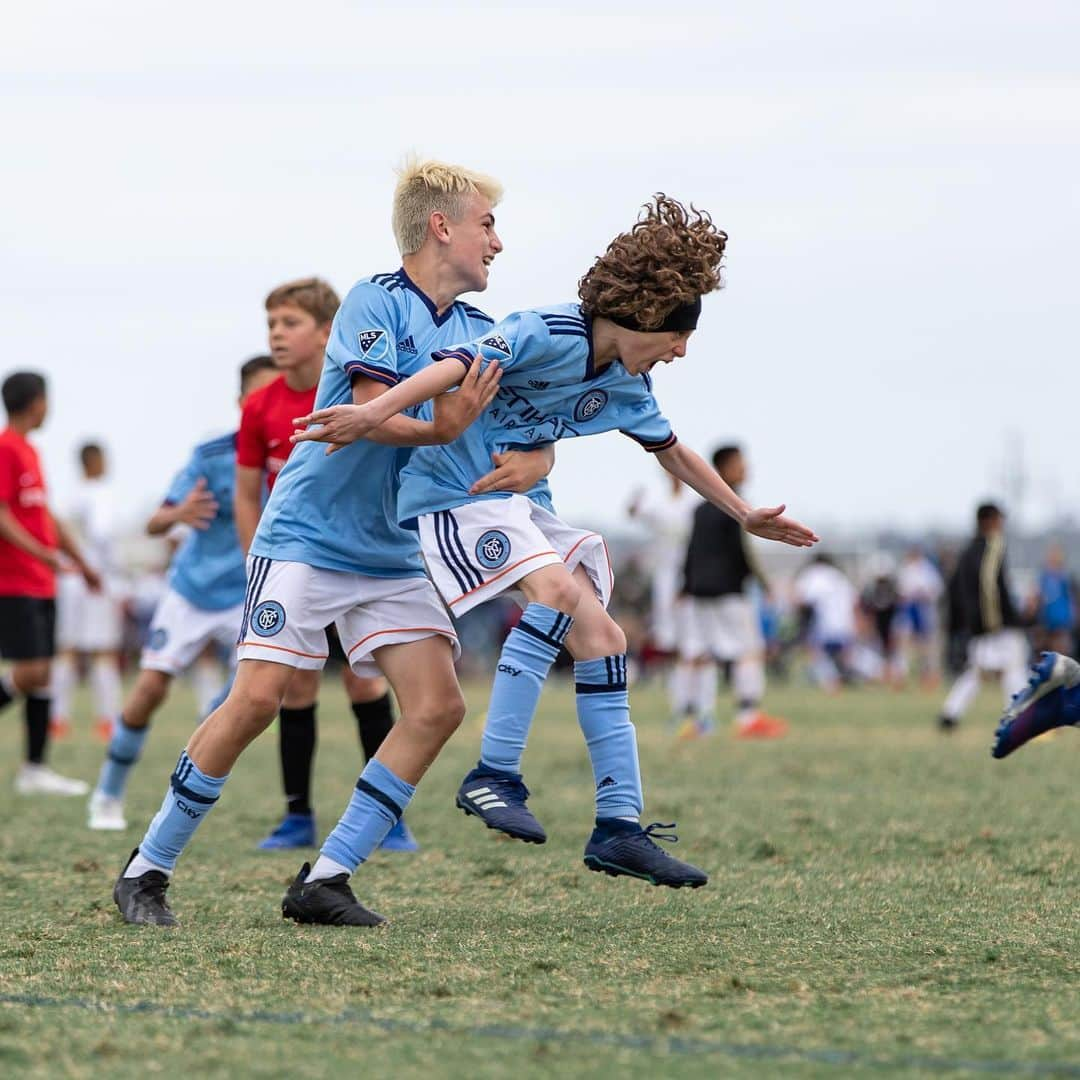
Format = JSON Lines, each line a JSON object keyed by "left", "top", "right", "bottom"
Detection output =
{"left": 392, "top": 157, "right": 503, "bottom": 256}
{"left": 264, "top": 277, "right": 340, "bottom": 325}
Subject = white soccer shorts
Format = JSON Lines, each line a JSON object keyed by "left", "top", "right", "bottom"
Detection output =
{"left": 140, "top": 588, "right": 244, "bottom": 676}
{"left": 418, "top": 495, "right": 613, "bottom": 616}
{"left": 235, "top": 556, "right": 459, "bottom": 677}
{"left": 55, "top": 573, "right": 125, "bottom": 652}
{"left": 677, "top": 594, "right": 764, "bottom": 662}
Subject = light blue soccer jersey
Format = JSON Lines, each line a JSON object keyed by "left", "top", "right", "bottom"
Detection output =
{"left": 163, "top": 433, "right": 246, "bottom": 611}
{"left": 251, "top": 269, "right": 495, "bottom": 577}
{"left": 397, "top": 303, "right": 676, "bottom": 526}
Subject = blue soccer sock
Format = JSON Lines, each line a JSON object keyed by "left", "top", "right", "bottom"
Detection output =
{"left": 96, "top": 716, "right": 149, "bottom": 799}
{"left": 574, "top": 655, "right": 643, "bottom": 821}
{"left": 479, "top": 603, "right": 574, "bottom": 774}
{"left": 132, "top": 750, "right": 228, "bottom": 874}
{"left": 312, "top": 758, "right": 416, "bottom": 879}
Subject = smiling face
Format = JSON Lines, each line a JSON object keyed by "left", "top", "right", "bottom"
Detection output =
{"left": 266, "top": 303, "right": 331, "bottom": 373}
{"left": 443, "top": 192, "right": 503, "bottom": 294}
{"left": 615, "top": 328, "right": 693, "bottom": 376}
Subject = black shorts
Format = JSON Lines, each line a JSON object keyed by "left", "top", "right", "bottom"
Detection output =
{"left": 0, "top": 596, "right": 56, "bottom": 660}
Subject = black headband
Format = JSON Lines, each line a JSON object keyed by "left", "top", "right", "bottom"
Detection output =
{"left": 610, "top": 295, "right": 701, "bottom": 334}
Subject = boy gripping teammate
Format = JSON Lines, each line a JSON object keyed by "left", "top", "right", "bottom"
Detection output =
{"left": 112, "top": 159, "right": 551, "bottom": 927}
{"left": 295, "top": 195, "right": 818, "bottom": 888}
{"left": 86, "top": 357, "right": 278, "bottom": 830}
{"left": 237, "top": 277, "right": 416, "bottom": 852}
{"left": 0, "top": 372, "right": 100, "bottom": 795}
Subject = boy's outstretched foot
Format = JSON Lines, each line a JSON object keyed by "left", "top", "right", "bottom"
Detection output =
{"left": 455, "top": 763, "right": 547, "bottom": 843}
{"left": 379, "top": 817, "right": 419, "bottom": 852}
{"left": 281, "top": 863, "right": 385, "bottom": 927}
{"left": 257, "top": 811, "right": 316, "bottom": 850}
{"left": 113, "top": 849, "right": 178, "bottom": 927}
{"left": 993, "top": 652, "right": 1080, "bottom": 759}
{"left": 583, "top": 819, "right": 708, "bottom": 888}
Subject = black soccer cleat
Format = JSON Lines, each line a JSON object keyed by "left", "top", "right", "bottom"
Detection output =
{"left": 113, "top": 848, "right": 178, "bottom": 927}
{"left": 281, "top": 863, "right": 386, "bottom": 927}
{"left": 455, "top": 763, "right": 547, "bottom": 844}
{"left": 583, "top": 819, "right": 708, "bottom": 889}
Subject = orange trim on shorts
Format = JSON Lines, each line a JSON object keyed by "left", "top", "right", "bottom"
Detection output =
{"left": 447, "top": 550, "right": 560, "bottom": 607}
{"left": 347, "top": 625, "right": 459, "bottom": 657}
{"left": 237, "top": 640, "right": 329, "bottom": 660}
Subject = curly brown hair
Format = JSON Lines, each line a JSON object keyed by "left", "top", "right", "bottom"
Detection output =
{"left": 578, "top": 195, "right": 727, "bottom": 330}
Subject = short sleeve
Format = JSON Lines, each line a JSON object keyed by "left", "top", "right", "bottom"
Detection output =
{"left": 431, "top": 312, "right": 553, "bottom": 378}
{"left": 236, "top": 392, "right": 267, "bottom": 469}
{"left": 618, "top": 382, "right": 678, "bottom": 453}
{"left": 0, "top": 445, "right": 16, "bottom": 504}
{"left": 328, "top": 282, "right": 401, "bottom": 387}
{"left": 162, "top": 452, "right": 202, "bottom": 507}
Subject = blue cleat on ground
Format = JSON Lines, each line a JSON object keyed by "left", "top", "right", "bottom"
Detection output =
{"left": 583, "top": 818, "right": 708, "bottom": 888}
{"left": 257, "top": 811, "right": 316, "bottom": 850}
{"left": 455, "top": 763, "right": 547, "bottom": 844}
{"left": 379, "top": 816, "right": 420, "bottom": 852}
{"left": 993, "top": 652, "right": 1080, "bottom": 759}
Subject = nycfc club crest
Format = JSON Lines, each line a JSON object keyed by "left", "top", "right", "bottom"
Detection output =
{"left": 475, "top": 529, "right": 511, "bottom": 570}
{"left": 250, "top": 600, "right": 286, "bottom": 638}
{"left": 357, "top": 328, "right": 389, "bottom": 361}
{"left": 573, "top": 389, "right": 609, "bottom": 423}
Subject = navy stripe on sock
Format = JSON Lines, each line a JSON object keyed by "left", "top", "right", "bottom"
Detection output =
{"left": 446, "top": 511, "right": 484, "bottom": 589}
{"left": 516, "top": 619, "right": 565, "bottom": 652}
{"left": 169, "top": 772, "right": 220, "bottom": 807}
{"left": 107, "top": 751, "right": 138, "bottom": 765}
{"left": 550, "top": 612, "right": 572, "bottom": 644}
{"left": 575, "top": 681, "right": 628, "bottom": 695}
{"left": 355, "top": 777, "right": 404, "bottom": 821}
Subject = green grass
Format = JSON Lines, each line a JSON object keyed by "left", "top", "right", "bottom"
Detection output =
{"left": 0, "top": 677, "right": 1077, "bottom": 1078}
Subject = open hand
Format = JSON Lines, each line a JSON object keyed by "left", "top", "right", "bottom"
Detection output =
{"left": 177, "top": 477, "right": 219, "bottom": 529}
{"left": 470, "top": 449, "right": 550, "bottom": 495}
{"left": 744, "top": 504, "right": 819, "bottom": 548}
{"left": 291, "top": 404, "right": 380, "bottom": 455}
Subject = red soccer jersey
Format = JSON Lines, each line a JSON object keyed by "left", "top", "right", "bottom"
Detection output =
{"left": 236, "top": 375, "right": 318, "bottom": 490}
{"left": 0, "top": 427, "right": 57, "bottom": 598}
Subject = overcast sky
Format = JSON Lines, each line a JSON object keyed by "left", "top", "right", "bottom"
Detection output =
{"left": 4, "top": 1, "right": 1078, "bottom": 539}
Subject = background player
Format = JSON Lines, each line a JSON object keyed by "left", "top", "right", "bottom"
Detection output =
{"left": 0, "top": 372, "right": 100, "bottom": 795}
{"left": 896, "top": 545, "right": 944, "bottom": 687}
{"left": 236, "top": 277, "right": 415, "bottom": 852}
{"left": 86, "top": 356, "right": 278, "bottom": 830}
{"left": 112, "top": 159, "right": 553, "bottom": 928}
{"left": 678, "top": 444, "right": 786, "bottom": 739}
{"left": 52, "top": 442, "right": 126, "bottom": 741}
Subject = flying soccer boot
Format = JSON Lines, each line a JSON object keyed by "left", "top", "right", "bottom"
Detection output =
{"left": 455, "top": 763, "right": 547, "bottom": 843}
{"left": 993, "top": 652, "right": 1080, "bottom": 759}
{"left": 583, "top": 819, "right": 708, "bottom": 888}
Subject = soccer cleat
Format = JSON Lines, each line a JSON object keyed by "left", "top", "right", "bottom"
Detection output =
{"left": 113, "top": 848, "right": 178, "bottom": 927}
{"left": 94, "top": 717, "right": 114, "bottom": 742}
{"left": 281, "top": 863, "right": 385, "bottom": 927}
{"left": 15, "top": 764, "right": 89, "bottom": 796}
{"left": 992, "top": 652, "right": 1080, "bottom": 759}
{"left": 455, "top": 764, "right": 547, "bottom": 844}
{"left": 736, "top": 712, "right": 788, "bottom": 739}
{"left": 938, "top": 714, "right": 959, "bottom": 732}
{"left": 48, "top": 717, "right": 71, "bottom": 740}
{"left": 87, "top": 790, "right": 127, "bottom": 831}
{"left": 583, "top": 819, "right": 708, "bottom": 889}
{"left": 378, "top": 816, "right": 420, "bottom": 852}
{"left": 257, "top": 811, "right": 316, "bottom": 850}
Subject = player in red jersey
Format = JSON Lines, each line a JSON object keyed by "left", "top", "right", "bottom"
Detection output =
{"left": 0, "top": 372, "right": 101, "bottom": 795}
{"left": 237, "top": 278, "right": 419, "bottom": 850}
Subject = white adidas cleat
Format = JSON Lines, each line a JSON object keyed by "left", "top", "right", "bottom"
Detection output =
{"left": 15, "top": 764, "right": 90, "bottom": 796}
{"left": 88, "top": 790, "right": 127, "bottom": 830}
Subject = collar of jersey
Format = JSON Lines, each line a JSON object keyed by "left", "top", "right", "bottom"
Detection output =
{"left": 395, "top": 267, "right": 457, "bottom": 327}
{"left": 581, "top": 310, "right": 603, "bottom": 382}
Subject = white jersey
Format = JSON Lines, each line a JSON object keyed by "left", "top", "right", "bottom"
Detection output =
{"left": 796, "top": 562, "right": 858, "bottom": 642}
{"left": 67, "top": 477, "right": 119, "bottom": 575}
{"left": 897, "top": 556, "right": 944, "bottom": 603}
{"left": 631, "top": 485, "right": 697, "bottom": 573}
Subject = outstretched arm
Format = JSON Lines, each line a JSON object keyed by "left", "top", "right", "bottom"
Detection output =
{"left": 655, "top": 442, "right": 818, "bottom": 549}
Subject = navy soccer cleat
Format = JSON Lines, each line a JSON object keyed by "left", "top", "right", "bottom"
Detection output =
{"left": 455, "top": 763, "right": 547, "bottom": 844}
{"left": 992, "top": 652, "right": 1080, "bottom": 759}
{"left": 257, "top": 811, "right": 316, "bottom": 850}
{"left": 281, "top": 864, "right": 386, "bottom": 927}
{"left": 113, "top": 848, "right": 178, "bottom": 927}
{"left": 379, "top": 816, "right": 420, "bottom": 852}
{"left": 583, "top": 819, "right": 708, "bottom": 889}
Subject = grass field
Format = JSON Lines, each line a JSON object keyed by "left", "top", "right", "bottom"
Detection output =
{"left": 0, "top": 676, "right": 1077, "bottom": 1078}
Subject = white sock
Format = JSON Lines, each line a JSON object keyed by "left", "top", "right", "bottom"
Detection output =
{"left": 51, "top": 655, "right": 76, "bottom": 721}
{"left": 91, "top": 658, "right": 121, "bottom": 720}
{"left": 694, "top": 662, "right": 718, "bottom": 721}
{"left": 124, "top": 851, "right": 172, "bottom": 879}
{"left": 306, "top": 855, "right": 351, "bottom": 883}
{"left": 668, "top": 661, "right": 695, "bottom": 717}
{"left": 192, "top": 661, "right": 224, "bottom": 718}
{"left": 942, "top": 667, "right": 979, "bottom": 719}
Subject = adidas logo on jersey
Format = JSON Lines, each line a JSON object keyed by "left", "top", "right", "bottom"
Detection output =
{"left": 527, "top": 379, "right": 549, "bottom": 390}
{"left": 396, "top": 335, "right": 418, "bottom": 355}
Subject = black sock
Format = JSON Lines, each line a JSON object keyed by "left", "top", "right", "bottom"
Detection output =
{"left": 25, "top": 694, "right": 50, "bottom": 765}
{"left": 352, "top": 693, "right": 395, "bottom": 762}
{"left": 279, "top": 704, "right": 317, "bottom": 816}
